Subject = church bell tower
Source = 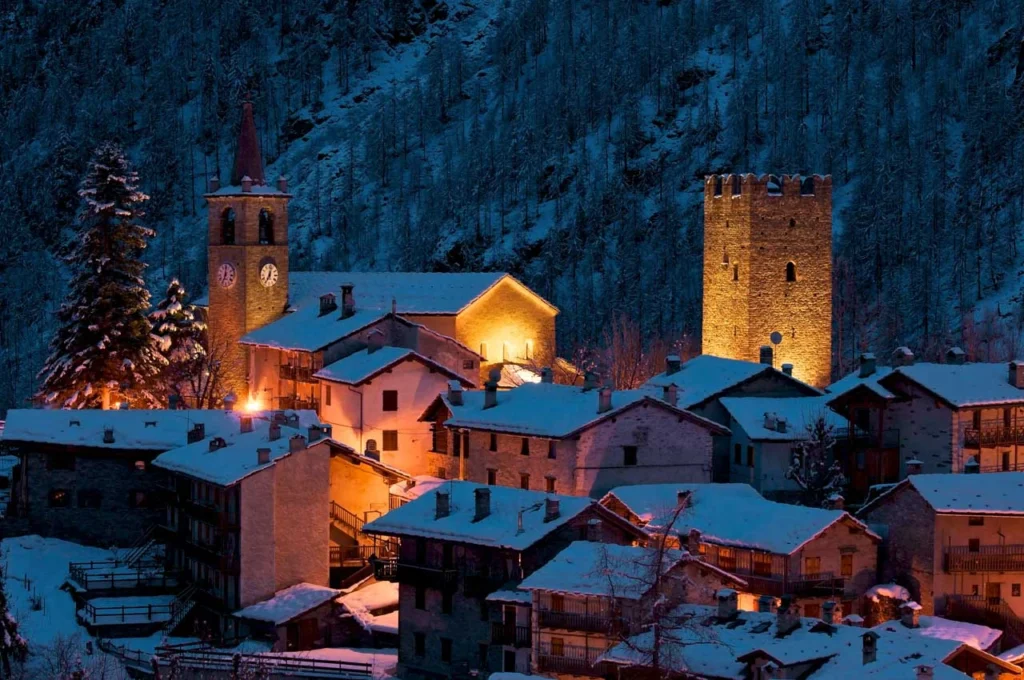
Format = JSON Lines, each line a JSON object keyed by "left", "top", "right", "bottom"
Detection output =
{"left": 206, "top": 101, "right": 291, "bottom": 403}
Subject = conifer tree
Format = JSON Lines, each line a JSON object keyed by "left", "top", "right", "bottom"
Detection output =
{"left": 36, "top": 142, "right": 166, "bottom": 409}
{"left": 149, "top": 278, "right": 208, "bottom": 402}
{"left": 787, "top": 414, "right": 847, "bottom": 508}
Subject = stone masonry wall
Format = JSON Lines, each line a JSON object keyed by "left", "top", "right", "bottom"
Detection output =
{"left": 273, "top": 440, "right": 331, "bottom": 593}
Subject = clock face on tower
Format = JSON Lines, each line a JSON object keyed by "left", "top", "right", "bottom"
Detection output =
{"left": 259, "top": 262, "right": 279, "bottom": 288}
{"left": 216, "top": 263, "right": 237, "bottom": 288}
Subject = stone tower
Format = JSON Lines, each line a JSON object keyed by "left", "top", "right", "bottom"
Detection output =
{"left": 206, "top": 102, "right": 291, "bottom": 403}
{"left": 702, "top": 174, "right": 832, "bottom": 387}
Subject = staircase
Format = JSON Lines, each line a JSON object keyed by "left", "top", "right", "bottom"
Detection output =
{"left": 165, "top": 584, "right": 198, "bottom": 634}
{"left": 122, "top": 526, "right": 158, "bottom": 567}
{"left": 946, "top": 595, "right": 1024, "bottom": 648}
{"left": 330, "top": 501, "right": 365, "bottom": 541}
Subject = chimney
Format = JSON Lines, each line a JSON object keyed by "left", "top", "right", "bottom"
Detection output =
{"left": 915, "top": 665, "right": 934, "bottom": 680}
{"left": 781, "top": 363, "right": 793, "bottom": 377}
{"left": 540, "top": 367, "right": 554, "bottom": 384}
{"left": 597, "top": 386, "right": 613, "bottom": 414}
{"left": 240, "top": 416, "right": 253, "bottom": 434}
{"left": 289, "top": 434, "right": 306, "bottom": 453}
{"left": 676, "top": 490, "right": 691, "bottom": 507}
{"left": 757, "top": 595, "right": 777, "bottom": 614}
{"left": 367, "top": 329, "right": 384, "bottom": 354}
{"left": 764, "top": 412, "right": 778, "bottom": 430}
{"left": 435, "top": 491, "right": 451, "bottom": 519}
{"left": 665, "top": 354, "right": 681, "bottom": 376}
{"left": 223, "top": 392, "right": 237, "bottom": 411}
{"left": 187, "top": 423, "right": 206, "bottom": 444}
{"left": 544, "top": 498, "right": 561, "bottom": 522}
{"left": 286, "top": 412, "right": 300, "bottom": 427}
{"left": 473, "top": 487, "right": 491, "bottom": 522}
{"left": 662, "top": 383, "right": 678, "bottom": 407}
{"left": 447, "top": 380, "right": 464, "bottom": 406}
{"left": 484, "top": 369, "right": 500, "bottom": 409}
{"left": 209, "top": 437, "right": 227, "bottom": 452}
{"left": 168, "top": 394, "right": 180, "bottom": 410}
{"left": 828, "top": 494, "right": 844, "bottom": 511}
{"left": 340, "top": 284, "right": 356, "bottom": 319}
{"left": 1010, "top": 361, "right": 1024, "bottom": 389}
{"left": 900, "top": 601, "right": 922, "bottom": 629}
{"left": 319, "top": 293, "right": 337, "bottom": 317}
{"left": 687, "top": 528, "right": 702, "bottom": 553}
{"left": 965, "top": 455, "right": 980, "bottom": 474}
{"left": 209, "top": 175, "right": 220, "bottom": 192}
{"left": 269, "top": 422, "right": 281, "bottom": 442}
{"left": 776, "top": 595, "right": 801, "bottom": 635}
{"left": 273, "top": 410, "right": 287, "bottom": 424}
{"left": 946, "top": 347, "right": 966, "bottom": 365}
{"left": 716, "top": 589, "right": 738, "bottom": 620}
{"left": 240, "top": 175, "right": 253, "bottom": 193}
{"left": 257, "top": 448, "right": 271, "bottom": 465}
{"left": 103, "top": 427, "right": 115, "bottom": 444}
{"left": 759, "top": 345, "right": 773, "bottom": 366}
{"left": 905, "top": 458, "right": 923, "bottom": 476}
{"left": 822, "top": 601, "right": 840, "bottom": 625}
{"left": 892, "top": 346, "right": 915, "bottom": 367}
{"left": 391, "top": 298, "right": 397, "bottom": 315}
{"left": 859, "top": 352, "right": 877, "bottom": 378}
{"left": 364, "top": 439, "right": 380, "bottom": 461}
{"left": 277, "top": 175, "right": 288, "bottom": 193}
{"left": 582, "top": 371, "right": 599, "bottom": 391}
{"left": 776, "top": 417, "right": 787, "bottom": 434}
{"left": 862, "top": 631, "right": 879, "bottom": 665}
{"left": 307, "top": 424, "right": 323, "bottom": 442}
{"left": 842, "top": 614, "right": 865, "bottom": 627}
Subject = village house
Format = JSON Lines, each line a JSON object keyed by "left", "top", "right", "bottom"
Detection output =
{"left": 231, "top": 582, "right": 341, "bottom": 652}
{"left": 420, "top": 371, "right": 730, "bottom": 496}
{"left": 0, "top": 407, "right": 260, "bottom": 546}
{"left": 600, "top": 483, "right": 880, "bottom": 617}
{"left": 518, "top": 540, "right": 746, "bottom": 678}
{"left": 858, "top": 472, "right": 1024, "bottom": 647}
{"left": 361, "top": 480, "right": 648, "bottom": 679}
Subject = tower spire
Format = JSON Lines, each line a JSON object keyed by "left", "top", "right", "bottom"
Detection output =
{"left": 231, "top": 99, "right": 265, "bottom": 186}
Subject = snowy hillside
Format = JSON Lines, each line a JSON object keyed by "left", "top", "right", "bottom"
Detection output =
{"left": 1, "top": 0, "right": 1023, "bottom": 413}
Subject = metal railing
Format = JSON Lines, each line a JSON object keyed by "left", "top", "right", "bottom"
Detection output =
{"left": 835, "top": 427, "right": 901, "bottom": 449}
{"left": 945, "top": 544, "right": 1024, "bottom": 572}
{"left": 155, "top": 645, "right": 372, "bottom": 679}
{"left": 963, "top": 421, "right": 1024, "bottom": 449}
{"left": 371, "top": 558, "right": 457, "bottom": 588}
{"left": 491, "top": 623, "right": 531, "bottom": 648}
{"left": 537, "top": 643, "right": 607, "bottom": 676}
{"left": 330, "top": 501, "right": 365, "bottom": 538}
{"left": 330, "top": 544, "right": 394, "bottom": 567}
{"left": 538, "top": 608, "right": 617, "bottom": 633}
{"left": 279, "top": 395, "right": 320, "bottom": 411}
{"left": 279, "top": 365, "right": 319, "bottom": 383}
{"left": 946, "top": 595, "right": 1024, "bottom": 647}
{"left": 69, "top": 561, "right": 179, "bottom": 592}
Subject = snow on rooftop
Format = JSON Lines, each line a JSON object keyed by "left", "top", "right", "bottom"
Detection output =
{"left": 826, "top": 365, "right": 896, "bottom": 400}
{"left": 519, "top": 541, "right": 686, "bottom": 599}
{"left": 315, "top": 346, "right": 416, "bottom": 384}
{"left": 486, "top": 588, "right": 532, "bottom": 604}
{"left": 152, "top": 411, "right": 321, "bottom": 486}
{"left": 239, "top": 307, "right": 384, "bottom": 351}
{"left": 603, "top": 484, "right": 875, "bottom": 555}
{"left": 866, "top": 583, "right": 911, "bottom": 603}
{"left": 644, "top": 354, "right": 820, "bottom": 408}
{"left": 389, "top": 475, "right": 446, "bottom": 501}
{"left": 888, "top": 361, "right": 1024, "bottom": 407}
{"left": 905, "top": 472, "right": 1024, "bottom": 514}
{"left": 234, "top": 583, "right": 340, "bottom": 625}
{"left": 911, "top": 615, "right": 1001, "bottom": 651}
{"left": 719, "top": 396, "right": 848, "bottom": 441}
{"left": 363, "top": 481, "right": 599, "bottom": 550}
{"left": 2, "top": 408, "right": 251, "bottom": 451}
{"left": 336, "top": 581, "right": 399, "bottom": 635}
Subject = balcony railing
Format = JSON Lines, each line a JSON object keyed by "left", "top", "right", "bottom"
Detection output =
{"left": 371, "top": 558, "right": 457, "bottom": 588}
{"left": 945, "top": 544, "right": 1024, "bottom": 573}
{"left": 538, "top": 609, "right": 618, "bottom": 633}
{"left": 464, "top": 565, "right": 524, "bottom": 597}
{"left": 963, "top": 421, "right": 1024, "bottom": 449}
{"left": 278, "top": 396, "right": 320, "bottom": 411}
{"left": 279, "top": 365, "right": 318, "bottom": 383}
{"left": 835, "top": 427, "right": 901, "bottom": 449}
{"left": 789, "top": 572, "right": 845, "bottom": 595}
{"left": 537, "top": 643, "right": 606, "bottom": 677}
{"left": 946, "top": 595, "right": 1024, "bottom": 647}
{"left": 491, "top": 623, "right": 531, "bottom": 648}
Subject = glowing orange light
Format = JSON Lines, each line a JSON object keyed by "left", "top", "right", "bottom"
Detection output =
{"left": 245, "top": 397, "right": 262, "bottom": 413}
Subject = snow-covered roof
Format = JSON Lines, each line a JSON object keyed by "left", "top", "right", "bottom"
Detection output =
{"left": 152, "top": 411, "right": 322, "bottom": 486}
{"left": 645, "top": 355, "right": 821, "bottom": 409}
{"left": 719, "top": 396, "right": 848, "bottom": 441}
{"left": 2, "top": 408, "right": 254, "bottom": 451}
{"left": 880, "top": 472, "right": 1024, "bottom": 516}
{"left": 910, "top": 615, "right": 1002, "bottom": 652}
{"left": 315, "top": 347, "right": 466, "bottom": 386}
{"left": 233, "top": 583, "right": 339, "bottom": 625}
{"left": 389, "top": 475, "right": 447, "bottom": 502}
{"left": 439, "top": 382, "right": 727, "bottom": 439}
{"left": 602, "top": 484, "right": 878, "bottom": 555}
{"left": 363, "top": 481, "right": 623, "bottom": 550}
{"left": 335, "top": 581, "right": 399, "bottom": 635}
{"left": 239, "top": 307, "right": 385, "bottom": 351}
{"left": 826, "top": 365, "right": 896, "bottom": 400}
{"left": 865, "top": 583, "right": 911, "bottom": 603}
{"left": 486, "top": 588, "right": 531, "bottom": 604}
{"left": 882, "top": 362, "right": 1024, "bottom": 408}
{"left": 519, "top": 541, "right": 687, "bottom": 599}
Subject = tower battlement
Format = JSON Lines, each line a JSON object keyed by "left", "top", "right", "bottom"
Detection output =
{"left": 704, "top": 174, "right": 832, "bottom": 200}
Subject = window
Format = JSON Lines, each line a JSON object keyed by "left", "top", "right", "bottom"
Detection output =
{"left": 415, "top": 586, "right": 426, "bottom": 610}
{"left": 546, "top": 476, "right": 556, "bottom": 493}
{"left": 972, "top": 584, "right": 980, "bottom": 596}
{"left": 800, "top": 176, "right": 815, "bottom": 195}
{"left": 548, "top": 440, "right": 557, "bottom": 459}
{"left": 550, "top": 594, "right": 565, "bottom": 612}
{"left": 804, "top": 556, "right": 821, "bottom": 577}
{"left": 747, "top": 445, "right": 755, "bottom": 467}
{"left": 221, "top": 208, "right": 236, "bottom": 244}
{"left": 442, "top": 589, "right": 453, "bottom": 614}
{"left": 623, "top": 445, "right": 638, "bottom": 466}
{"left": 1004, "top": 451, "right": 1012, "bottom": 471}
{"left": 550, "top": 637, "right": 565, "bottom": 657}
{"left": 47, "top": 452, "right": 75, "bottom": 471}
{"left": 973, "top": 410, "right": 982, "bottom": 430}
{"left": 520, "top": 473, "right": 530, "bottom": 490}
{"left": 258, "top": 208, "right": 274, "bottom": 244}
{"left": 734, "top": 444, "right": 742, "bottom": 465}
{"left": 733, "top": 264, "right": 739, "bottom": 281}
{"left": 415, "top": 538, "right": 427, "bottom": 564}
{"left": 461, "top": 433, "right": 469, "bottom": 459}
{"left": 753, "top": 552, "right": 772, "bottom": 577}
{"left": 48, "top": 489, "right": 70, "bottom": 508}
{"left": 520, "top": 438, "right": 530, "bottom": 456}
{"left": 1005, "top": 408, "right": 1013, "bottom": 428}
{"left": 383, "top": 430, "right": 398, "bottom": 451}
{"left": 487, "top": 469, "right": 497, "bottom": 485}
{"left": 503, "top": 650, "right": 516, "bottom": 672}
{"left": 463, "top": 359, "right": 475, "bottom": 370}
{"left": 414, "top": 632, "right": 425, "bottom": 656}
{"left": 78, "top": 489, "right": 102, "bottom": 509}
{"left": 717, "top": 547, "right": 736, "bottom": 571}
{"left": 490, "top": 433, "right": 498, "bottom": 452}
{"left": 129, "top": 490, "right": 148, "bottom": 508}
{"left": 442, "top": 544, "right": 454, "bottom": 568}
{"left": 713, "top": 176, "right": 723, "bottom": 196}
{"left": 969, "top": 516, "right": 985, "bottom": 526}
{"left": 1014, "top": 584, "right": 1021, "bottom": 598}
{"left": 969, "top": 538, "right": 981, "bottom": 553}
{"left": 382, "top": 390, "right": 398, "bottom": 412}
{"left": 731, "top": 174, "right": 742, "bottom": 196}
{"left": 453, "top": 432, "right": 461, "bottom": 458}
{"left": 441, "top": 638, "right": 452, "bottom": 663}
{"left": 841, "top": 553, "right": 853, "bottom": 577}
{"left": 325, "top": 385, "right": 332, "bottom": 407}
{"left": 786, "top": 262, "right": 796, "bottom": 282}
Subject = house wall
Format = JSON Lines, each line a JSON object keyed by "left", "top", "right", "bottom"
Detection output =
{"left": 329, "top": 453, "right": 398, "bottom": 522}
{"left": 884, "top": 381, "right": 956, "bottom": 475}
{"left": 454, "top": 430, "right": 577, "bottom": 493}
{"left": 788, "top": 516, "right": 879, "bottom": 610}
{"left": 273, "top": 441, "right": 331, "bottom": 593}
{"left": 860, "top": 487, "right": 937, "bottom": 612}
{"left": 239, "top": 467, "right": 277, "bottom": 607}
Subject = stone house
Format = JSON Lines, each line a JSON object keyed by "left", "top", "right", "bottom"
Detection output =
{"left": 518, "top": 541, "right": 746, "bottom": 678}
{"left": 858, "top": 472, "right": 1024, "bottom": 645}
{"left": 601, "top": 483, "right": 881, "bottom": 617}
{"left": 419, "top": 373, "right": 730, "bottom": 497}
{"left": 152, "top": 410, "right": 331, "bottom": 637}
{"left": 361, "top": 481, "right": 648, "bottom": 679}
{"left": 231, "top": 583, "right": 339, "bottom": 652}
{"left": 1, "top": 408, "right": 253, "bottom": 546}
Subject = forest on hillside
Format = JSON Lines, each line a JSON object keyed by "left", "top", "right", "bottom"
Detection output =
{"left": 1, "top": 0, "right": 1024, "bottom": 414}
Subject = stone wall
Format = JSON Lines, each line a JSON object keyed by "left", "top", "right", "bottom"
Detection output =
{"left": 789, "top": 515, "right": 879, "bottom": 613}
{"left": 239, "top": 466, "right": 277, "bottom": 608}
{"left": 273, "top": 441, "right": 331, "bottom": 593}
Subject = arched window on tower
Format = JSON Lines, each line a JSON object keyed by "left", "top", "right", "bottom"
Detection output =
{"left": 731, "top": 174, "right": 743, "bottom": 196}
{"left": 786, "top": 262, "right": 797, "bottom": 282}
{"left": 221, "top": 208, "right": 236, "bottom": 245}
{"left": 258, "top": 209, "right": 274, "bottom": 245}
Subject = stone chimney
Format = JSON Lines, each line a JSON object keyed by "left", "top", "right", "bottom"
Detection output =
{"left": 473, "top": 487, "right": 491, "bottom": 522}
{"left": 257, "top": 447, "right": 271, "bottom": 465}
{"left": 781, "top": 363, "right": 793, "bottom": 376}
{"left": 277, "top": 175, "right": 288, "bottom": 193}
{"left": 187, "top": 423, "right": 206, "bottom": 444}
{"left": 484, "top": 369, "right": 499, "bottom": 409}
{"left": 757, "top": 595, "right": 777, "bottom": 614}
{"left": 665, "top": 354, "right": 681, "bottom": 376}
{"left": 307, "top": 424, "right": 323, "bottom": 442}
{"left": 663, "top": 383, "right": 678, "bottom": 407}
{"left": 717, "top": 589, "right": 738, "bottom": 620}
{"left": 103, "top": 427, "right": 115, "bottom": 444}
{"left": 676, "top": 490, "right": 691, "bottom": 507}
{"left": 436, "top": 490, "right": 451, "bottom": 519}
{"left": 241, "top": 175, "right": 253, "bottom": 193}
{"left": 367, "top": 329, "right": 384, "bottom": 354}
{"left": 776, "top": 417, "right": 787, "bottom": 434}
{"left": 209, "top": 437, "right": 227, "bottom": 452}
{"left": 319, "top": 293, "right": 337, "bottom": 317}
{"left": 364, "top": 439, "right": 380, "bottom": 461}
{"left": 544, "top": 498, "right": 561, "bottom": 522}
{"left": 269, "top": 422, "right": 281, "bottom": 442}
{"left": 842, "top": 614, "right": 865, "bottom": 627}
{"left": 901, "top": 601, "right": 922, "bottom": 629}
{"left": 582, "top": 371, "right": 599, "bottom": 391}
{"left": 859, "top": 352, "right": 877, "bottom": 378}
{"left": 340, "top": 284, "right": 356, "bottom": 319}
{"left": 240, "top": 416, "right": 254, "bottom": 434}
{"left": 759, "top": 345, "right": 773, "bottom": 366}
{"left": 764, "top": 412, "right": 778, "bottom": 430}
{"left": 915, "top": 665, "right": 934, "bottom": 680}
{"left": 1010, "top": 361, "right": 1024, "bottom": 389}
{"left": 597, "top": 386, "right": 613, "bottom": 414}
{"left": 827, "top": 494, "right": 844, "bottom": 511}
{"left": 905, "top": 458, "right": 923, "bottom": 475}
{"left": 289, "top": 434, "right": 306, "bottom": 453}
{"left": 892, "top": 346, "right": 915, "bottom": 367}
{"left": 946, "top": 347, "right": 966, "bottom": 365}
{"left": 822, "top": 600, "right": 840, "bottom": 625}
{"left": 224, "top": 392, "right": 237, "bottom": 411}
{"left": 540, "top": 367, "right": 554, "bottom": 384}
{"left": 862, "top": 630, "right": 879, "bottom": 664}
{"left": 965, "top": 455, "right": 980, "bottom": 474}
{"left": 776, "top": 595, "right": 801, "bottom": 635}
{"left": 687, "top": 528, "right": 702, "bottom": 553}
{"left": 447, "top": 380, "right": 464, "bottom": 406}
{"left": 209, "top": 175, "right": 220, "bottom": 192}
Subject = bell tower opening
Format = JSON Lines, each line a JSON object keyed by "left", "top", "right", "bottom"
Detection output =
{"left": 258, "top": 209, "right": 274, "bottom": 245}
{"left": 221, "top": 208, "right": 236, "bottom": 245}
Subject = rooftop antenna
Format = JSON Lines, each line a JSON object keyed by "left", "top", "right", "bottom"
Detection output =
{"left": 769, "top": 331, "right": 783, "bottom": 369}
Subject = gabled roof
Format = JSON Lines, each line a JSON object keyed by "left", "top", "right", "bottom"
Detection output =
{"left": 719, "top": 396, "right": 847, "bottom": 442}
{"left": 859, "top": 472, "right": 1024, "bottom": 517}
{"left": 233, "top": 583, "right": 339, "bottom": 625}
{"left": 239, "top": 307, "right": 385, "bottom": 352}
{"left": 314, "top": 347, "right": 472, "bottom": 387}
{"left": 430, "top": 382, "right": 728, "bottom": 439}
{"left": 644, "top": 355, "right": 821, "bottom": 410}
{"left": 826, "top": 365, "right": 896, "bottom": 401}
{"left": 602, "top": 484, "right": 879, "bottom": 555}
{"left": 879, "top": 362, "right": 1024, "bottom": 408}
{"left": 362, "top": 480, "right": 644, "bottom": 551}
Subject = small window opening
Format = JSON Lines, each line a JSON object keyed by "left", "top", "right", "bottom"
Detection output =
{"left": 800, "top": 176, "right": 815, "bottom": 195}
{"left": 733, "top": 264, "right": 739, "bottom": 281}
{"left": 713, "top": 176, "right": 723, "bottom": 196}
{"left": 731, "top": 174, "right": 742, "bottom": 196}
{"left": 221, "top": 208, "right": 236, "bottom": 245}
{"left": 258, "top": 208, "right": 274, "bottom": 245}
{"left": 786, "top": 262, "right": 797, "bottom": 282}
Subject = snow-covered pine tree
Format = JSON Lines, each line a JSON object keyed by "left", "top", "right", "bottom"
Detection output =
{"left": 0, "top": 566, "right": 28, "bottom": 679}
{"left": 149, "top": 279, "right": 208, "bottom": 402}
{"left": 36, "top": 142, "right": 166, "bottom": 410}
{"left": 786, "top": 414, "right": 847, "bottom": 508}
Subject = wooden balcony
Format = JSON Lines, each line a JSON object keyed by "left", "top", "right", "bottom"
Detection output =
{"left": 371, "top": 558, "right": 457, "bottom": 588}
{"left": 945, "top": 545, "right": 1024, "bottom": 573}
{"left": 279, "top": 365, "right": 319, "bottom": 384}
{"left": 963, "top": 422, "right": 1024, "bottom": 449}
{"left": 491, "top": 622, "right": 531, "bottom": 648}
{"left": 538, "top": 608, "right": 617, "bottom": 633}
{"left": 537, "top": 644, "right": 606, "bottom": 677}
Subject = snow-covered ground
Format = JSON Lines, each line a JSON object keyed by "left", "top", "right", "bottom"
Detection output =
{"left": 271, "top": 647, "right": 398, "bottom": 679}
